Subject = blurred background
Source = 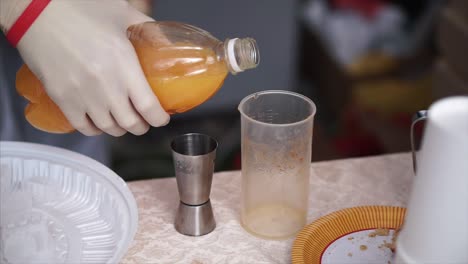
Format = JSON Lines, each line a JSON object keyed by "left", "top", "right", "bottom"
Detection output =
{"left": 114, "top": 0, "right": 467, "bottom": 181}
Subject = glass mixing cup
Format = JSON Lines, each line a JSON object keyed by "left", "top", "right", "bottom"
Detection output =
{"left": 238, "top": 90, "right": 316, "bottom": 239}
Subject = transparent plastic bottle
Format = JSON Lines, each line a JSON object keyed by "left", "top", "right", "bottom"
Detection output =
{"left": 16, "top": 21, "right": 260, "bottom": 133}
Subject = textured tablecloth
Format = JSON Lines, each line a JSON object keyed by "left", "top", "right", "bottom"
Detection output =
{"left": 121, "top": 153, "right": 414, "bottom": 264}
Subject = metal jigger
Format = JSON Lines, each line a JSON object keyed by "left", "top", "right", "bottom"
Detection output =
{"left": 171, "top": 133, "right": 217, "bottom": 236}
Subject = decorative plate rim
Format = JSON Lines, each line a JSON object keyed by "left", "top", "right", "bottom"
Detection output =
{"left": 291, "top": 205, "right": 406, "bottom": 264}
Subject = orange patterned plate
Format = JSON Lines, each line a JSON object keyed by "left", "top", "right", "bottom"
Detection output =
{"left": 292, "top": 206, "right": 406, "bottom": 264}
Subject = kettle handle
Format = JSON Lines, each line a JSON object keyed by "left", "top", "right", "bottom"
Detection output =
{"left": 411, "top": 110, "right": 428, "bottom": 173}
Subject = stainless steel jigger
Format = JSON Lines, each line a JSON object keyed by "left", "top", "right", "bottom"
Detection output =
{"left": 171, "top": 133, "right": 217, "bottom": 236}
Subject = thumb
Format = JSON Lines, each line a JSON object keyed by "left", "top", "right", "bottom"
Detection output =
{"left": 125, "top": 3, "right": 154, "bottom": 27}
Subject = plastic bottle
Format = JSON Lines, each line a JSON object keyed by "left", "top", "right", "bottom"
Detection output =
{"left": 16, "top": 21, "right": 260, "bottom": 133}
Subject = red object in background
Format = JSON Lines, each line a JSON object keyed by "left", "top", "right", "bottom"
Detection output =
{"left": 331, "top": 0, "right": 387, "bottom": 19}
{"left": 333, "top": 107, "right": 385, "bottom": 157}
{"left": 334, "top": 133, "right": 384, "bottom": 157}
{"left": 232, "top": 152, "right": 242, "bottom": 170}
{"left": 389, "top": 112, "right": 412, "bottom": 129}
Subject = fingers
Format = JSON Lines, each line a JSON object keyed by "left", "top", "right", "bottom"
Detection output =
{"left": 60, "top": 109, "right": 103, "bottom": 136}
{"left": 87, "top": 109, "right": 127, "bottom": 137}
{"left": 49, "top": 80, "right": 126, "bottom": 137}
{"left": 111, "top": 98, "right": 150, "bottom": 136}
{"left": 50, "top": 74, "right": 163, "bottom": 137}
{"left": 121, "top": 13, "right": 170, "bottom": 126}
{"left": 78, "top": 91, "right": 127, "bottom": 137}
{"left": 122, "top": 48, "right": 170, "bottom": 127}
{"left": 43, "top": 80, "right": 104, "bottom": 136}
{"left": 61, "top": 98, "right": 149, "bottom": 137}
{"left": 81, "top": 114, "right": 103, "bottom": 136}
{"left": 129, "top": 81, "right": 170, "bottom": 128}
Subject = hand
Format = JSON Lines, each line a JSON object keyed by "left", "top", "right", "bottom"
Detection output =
{"left": 12, "top": 0, "right": 170, "bottom": 136}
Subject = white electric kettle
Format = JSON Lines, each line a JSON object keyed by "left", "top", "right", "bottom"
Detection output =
{"left": 395, "top": 96, "right": 468, "bottom": 263}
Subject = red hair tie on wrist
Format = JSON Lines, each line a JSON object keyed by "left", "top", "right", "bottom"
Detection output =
{"left": 6, "top": 0, "right": 51, "bottom": 47}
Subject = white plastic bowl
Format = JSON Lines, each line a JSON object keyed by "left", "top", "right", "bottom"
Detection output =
{"left": 0, "top": 141, "right": 138, "bottom": 264}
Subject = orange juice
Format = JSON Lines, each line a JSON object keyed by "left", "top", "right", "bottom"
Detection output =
{"left": 132, "top": 41, "right": 228, "bottom": 114}
{"left": 16, "top": 21, "right": 259, "bottom": 133}
{"left": 16, "top": 65, "right": 75, "bottom": 133}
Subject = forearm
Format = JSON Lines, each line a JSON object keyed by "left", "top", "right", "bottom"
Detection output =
{"left": 0, "top": 0, "right": 32, "bottom": 33}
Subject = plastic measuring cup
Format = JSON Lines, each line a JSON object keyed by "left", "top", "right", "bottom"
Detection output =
{"left": 238, "top": 90, "right": 316, "bottom": 239}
